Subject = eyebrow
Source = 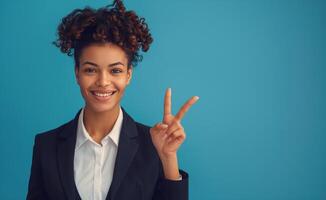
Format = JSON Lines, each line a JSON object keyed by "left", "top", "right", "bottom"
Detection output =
{"left": 82, "top": 61, "right": 125, "bottom": 67}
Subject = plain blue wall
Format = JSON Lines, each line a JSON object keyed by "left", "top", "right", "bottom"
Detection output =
{"left": 0, "top": 0, "right": 325, "bottom": 199}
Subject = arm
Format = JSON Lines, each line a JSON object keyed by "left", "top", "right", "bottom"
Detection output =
{"left": 153, "top": 156, "right": 189, "bottom": 200}
{"left": 150, "top": 88, "right": 199, "bottom": 200}
{"left": 26, "top": 135, "right": 46, "bottom": 200}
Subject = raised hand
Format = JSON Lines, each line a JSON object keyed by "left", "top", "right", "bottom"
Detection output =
{"left": 150, "top": 88, "right": 199, "bottom": 159}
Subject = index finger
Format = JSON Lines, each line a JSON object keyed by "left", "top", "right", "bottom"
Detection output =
{"left": 163, "top": 88, "right": 172, "bottom": 118}
{"left": 175, "top": 96, "right": 199, "bottom": 121}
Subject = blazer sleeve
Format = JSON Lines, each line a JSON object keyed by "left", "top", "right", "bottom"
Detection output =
{"left": 26, "top": 135, "right": 46, "bottom": 200}
{"left": 153, "top": 167, "right": 189, "bottom": 200}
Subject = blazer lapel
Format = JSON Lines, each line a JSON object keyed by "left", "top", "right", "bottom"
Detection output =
{"left": 57, "top": 109, "right": 82, "bottom": 200}
{"left": 55, "top": 107, "right": 139, "bottom": 200}
{"left": 107, "top": 107, "right": 139, "bottom": 200}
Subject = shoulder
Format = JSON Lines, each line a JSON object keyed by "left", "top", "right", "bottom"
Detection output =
{"left": 33, "top": 119, "right": 74, "bottom": 146}
{"left": 133, "top": 120, "right": 157, "bottom": 151}
{"left": 122, "top": 107, "right": 152, "bottom": 139}
{"left": 134, "top": 121, "right": 152, "bottom": 142}
{"left": 135, "top": 121, "right": 151, "bottom": 134}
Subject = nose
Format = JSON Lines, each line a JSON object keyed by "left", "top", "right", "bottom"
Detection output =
{"left": 95, "top": 71, "right": 111, "bottom": 87}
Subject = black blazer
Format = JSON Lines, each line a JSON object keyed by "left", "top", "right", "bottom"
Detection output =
{"left": 27, "top": 107, "right": 188, "bottom": 200}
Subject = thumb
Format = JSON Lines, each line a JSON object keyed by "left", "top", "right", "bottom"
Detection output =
{"left": 151, "top": 122, "right": 168, "bottom": 134}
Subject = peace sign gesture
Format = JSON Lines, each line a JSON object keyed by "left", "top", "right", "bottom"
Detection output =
{"left": 150, "top": 88, "right": 199, "bottom": 159}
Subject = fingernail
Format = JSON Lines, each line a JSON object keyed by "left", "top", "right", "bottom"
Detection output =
{"left": 194, "top": 96, "right": 200, "bottom": 100}
{"left": 161, "top": 124, "right": 168, "bottom": 128}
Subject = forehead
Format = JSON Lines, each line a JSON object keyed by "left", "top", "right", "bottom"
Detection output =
{"left": 79, "top": 43, "right": 128, "bottom": 65}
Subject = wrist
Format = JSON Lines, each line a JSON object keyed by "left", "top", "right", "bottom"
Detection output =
{"left": 159, "top": 152, "right": 177, "bottom": 161}
{"left": 159, "top": 153, "right": 180, "bottom": 180}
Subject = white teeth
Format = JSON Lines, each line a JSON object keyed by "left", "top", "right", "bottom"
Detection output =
{"left": 93, "top": 92, "right": 114, "bottom": 97}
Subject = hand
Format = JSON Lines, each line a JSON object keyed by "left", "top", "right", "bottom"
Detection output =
{"left": 150, "top": 88, "right": 199, "bottom": 159}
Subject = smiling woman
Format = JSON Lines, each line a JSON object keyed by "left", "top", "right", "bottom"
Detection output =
{"left": 26, "top": 0, "right": 198, "bottom": 200}
{"left": 75, "top": 44, "right": 131, "bottom": 119}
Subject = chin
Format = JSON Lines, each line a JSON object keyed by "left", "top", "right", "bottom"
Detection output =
{"left": 87, "top": 103, "right": 118, "bottom": 113}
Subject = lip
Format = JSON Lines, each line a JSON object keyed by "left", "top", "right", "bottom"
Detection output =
{"left": 91, "top": 91, "right": 117, "bottom": 102}
{"left": 92, "top": 90, "right": 117, "bottom": 93}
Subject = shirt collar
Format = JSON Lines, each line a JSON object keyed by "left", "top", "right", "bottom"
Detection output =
{"left": 75, "top": 106, "right": 123, "bottom": 150}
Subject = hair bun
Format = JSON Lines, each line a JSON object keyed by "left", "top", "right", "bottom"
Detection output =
{"left": 53, "top": 0, "right": 153, "bottom": 67}
{"left": 114, "top": 0, "right": 126, "bottom": 13}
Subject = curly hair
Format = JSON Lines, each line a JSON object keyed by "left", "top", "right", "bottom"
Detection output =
{"left": 53, "top": 0, "right": 153, "bottom": 68}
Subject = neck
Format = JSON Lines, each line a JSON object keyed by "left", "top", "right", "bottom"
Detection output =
{"left": 83, "top": 105, "right": 120, "bottom": 144}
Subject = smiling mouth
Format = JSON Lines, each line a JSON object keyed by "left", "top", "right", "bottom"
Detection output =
{"left": 91, "top": 91, "right": 116, "bottom": 96}
{"left": 90, "top": 91, "right": 117, "bottom": 100}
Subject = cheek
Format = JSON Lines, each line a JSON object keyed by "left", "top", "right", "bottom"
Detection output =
{"left": 78, "top": 77, "right": 92, "bottom": 91}
{"left": 115, "top": 77, "right": 130, "bottom": 89}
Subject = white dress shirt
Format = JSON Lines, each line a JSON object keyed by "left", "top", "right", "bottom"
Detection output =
{"left": 74, "top": 107, "right": 123, "bottom": 200}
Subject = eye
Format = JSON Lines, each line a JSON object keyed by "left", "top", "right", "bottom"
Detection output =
{"left": 84, "top": 68, "right": 96, "bottom": 73}
{"left": 111, "top": 68, "right": 123, "bottom": 74}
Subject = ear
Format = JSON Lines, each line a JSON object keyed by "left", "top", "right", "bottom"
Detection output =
{"left": 126, "top": 66, "right": 133, "bottom": 85}
{"left": 74, "top": 66, "right": 80, "bottom": 85}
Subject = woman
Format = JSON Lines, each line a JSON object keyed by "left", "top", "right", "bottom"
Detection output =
{"left": 27, "top": 0, "right": 199, "bottom": 199}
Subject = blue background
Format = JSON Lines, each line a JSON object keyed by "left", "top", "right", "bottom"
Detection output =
{"left": 0, "top": 0, "right": 325, "bottom": 199}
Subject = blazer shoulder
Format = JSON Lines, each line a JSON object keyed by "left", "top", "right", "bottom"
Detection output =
{"left": 135, "top": 121, "right": 151, "bottom": 133}
{"left": 34, "top": 119, "right": 74, "bottom": 143}
{"left": 134, "top": 121, "right": 157, "bottom": 150}
{"left": 134, "top": 121, "right": 153, "bottom": 142}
